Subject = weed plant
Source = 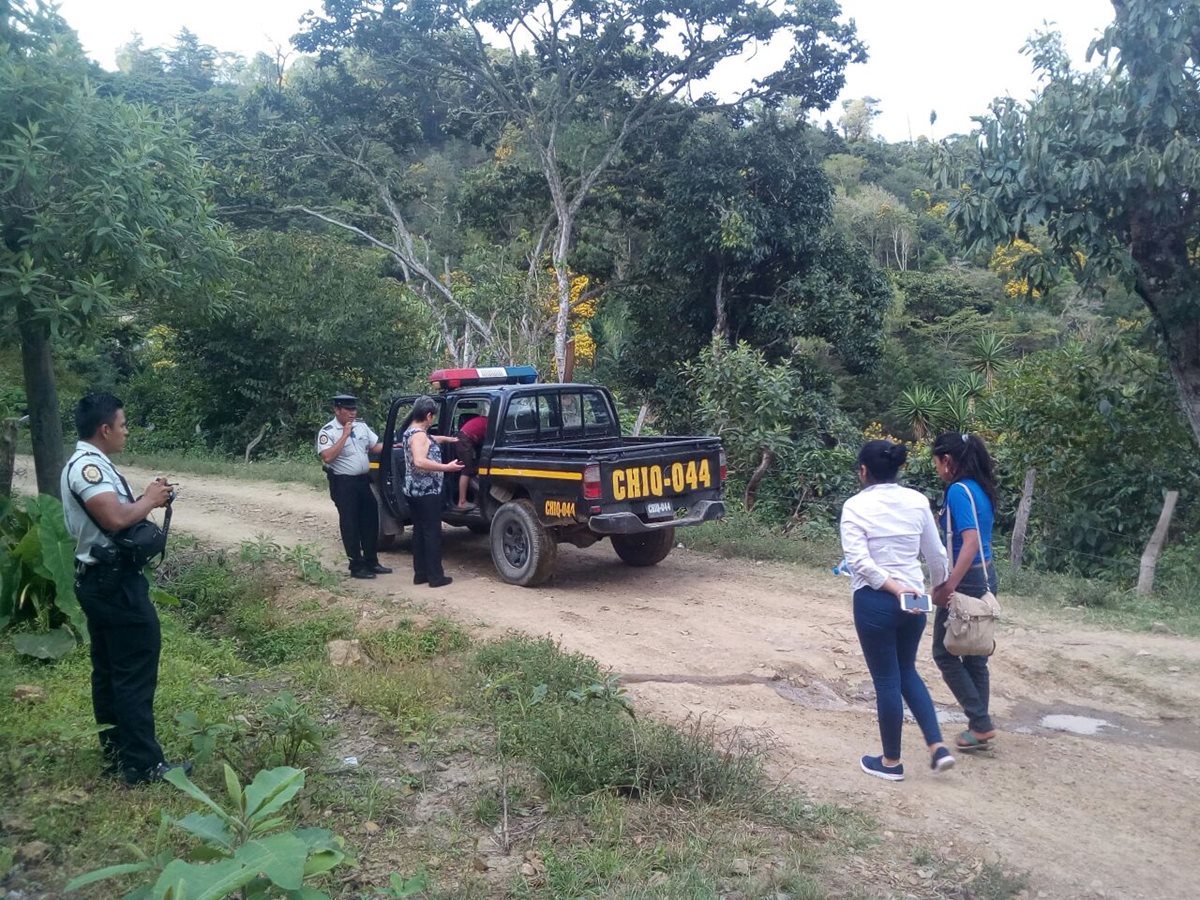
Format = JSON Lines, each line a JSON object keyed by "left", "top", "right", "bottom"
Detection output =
{"left": 475, "top": 635, "right": 801, "bottom": 813}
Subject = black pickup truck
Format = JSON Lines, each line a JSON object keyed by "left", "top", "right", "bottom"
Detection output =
{"left": 368, "top": 367, "right": 725, "bottom": 586}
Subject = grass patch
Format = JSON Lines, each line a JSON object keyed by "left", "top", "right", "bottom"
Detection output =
{"left": 0, "top": 611, "right": 250, "bottom": 895}
{"left": 678, "top": 504, "right": 841, "bottom": 568}
{"left": 996, "top": 561, "right": 1200, "bottom": 637}
{"left": 966, "top": 861, "right": 1031, "bottom": 900}
{"left": 0, "top": 544, "right": 901, "bottom": 898}
{"left": 229, "top": 599, "right": 354, "bottom": 666}
{"left": 361, "top": 618, "right": 471, "bottom": 664}
{"left": 160, "top": 548, "right": 355, "bottom": 664}
{"left": 472, "top": 634, "right": 853, "bottom": 818}
{"left": 119, "top": 447, "right": 327, "bottom": 490}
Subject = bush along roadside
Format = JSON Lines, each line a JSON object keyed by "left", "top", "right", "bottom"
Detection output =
{"left": 0, "top": 494, "right": 88, "bottom": 660}
{"left": 1, "top": 542, "right": 1028, "bottom": 899}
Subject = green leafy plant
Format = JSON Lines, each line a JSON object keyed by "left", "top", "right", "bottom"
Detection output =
{"left": 282, "top": 544, "right": 339, "bottom": 589}
{"left": 256, "top": 692, "right": 331, "bottom": 769}
{"left": 239, "top": 534, "right": 283, "bottom": 564}
{"left": 566, "top": 675, "right": 636, "bottom": 719}
{"left": 0, "top": 495, "right": 86, "bottom": 659}
{"left": 176, "top": 709, "right": 245, "bottom": 768}
{"left": 380, "top": 871, "right": 431, "bottom": 898}
{"left": 65, "top": 764, "right": 351, "bottom": 898}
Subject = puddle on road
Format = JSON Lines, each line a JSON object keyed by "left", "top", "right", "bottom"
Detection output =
{"left": 622, "top": 672, "right": 1198, "bottom": 751}
{"left": 1006, "top": 701, "right": 1199, "bottom": 751}
{"left": 1039, "top": 714, "right": 1111, "bottom": 736}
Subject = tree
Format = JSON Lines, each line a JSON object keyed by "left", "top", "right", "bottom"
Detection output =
{"left": 298, "top": 0, "right": 865, "bottom": 379}
{"left": 838, "top": 96, "right": 880, "bottom": 142}
{"left": 130, "top": 231, "right": 432, "bottom": 453}
{"left": 164, "top": 28, "right": 217, "bottom": 90}
{"left": 938, "top": 1, "right": 1200, "bottom": 445}
{"left": 987, "top": 334, "right": 1200, "bottom": 571}
{"left": 115, "top": 33, "right": 165, "bottom": 78}
{"left": 622, "top": 112, "right": 892, "bottom": 406}
{"left": 0, "top": 4, "right": 233, "bottom": 494}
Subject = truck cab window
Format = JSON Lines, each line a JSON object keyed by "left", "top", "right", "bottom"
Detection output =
{"left": 537, "top": 393, "right": 561, "bottom": 436}
{"left": 560, "top": 393, "right": 583, "bottom": 437}
{"left": 504, "top": 395, "right": 538, "bottom": 439}
{"left": 583, "top": 391, "right": 614, "bottom": 434}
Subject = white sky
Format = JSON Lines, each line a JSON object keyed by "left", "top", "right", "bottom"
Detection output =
{"left": 57, "top": 0, "right": 1115, "bottom": 142}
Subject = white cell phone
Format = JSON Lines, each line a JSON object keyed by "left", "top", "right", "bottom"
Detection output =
{"left": 900, "top": 592, "right": 932, "bottom": 613}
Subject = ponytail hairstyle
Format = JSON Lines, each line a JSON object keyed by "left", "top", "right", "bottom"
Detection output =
{"left": 857, "top": 440, "right": 908, "bottom": 484}
{"left": 932, "top": 432, "right": 998, "bottom": 506}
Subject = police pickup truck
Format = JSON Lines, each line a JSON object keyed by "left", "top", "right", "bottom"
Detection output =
{"left": 368, "top": 366, "right": 725, "bottom": 586}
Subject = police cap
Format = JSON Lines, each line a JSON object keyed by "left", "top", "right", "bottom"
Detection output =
{"left": 331, "top": 394, "right": 358, "bottom": 408}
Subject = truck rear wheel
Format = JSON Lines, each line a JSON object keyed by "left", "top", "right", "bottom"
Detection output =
{"left": 611, "top": 527, "right": 675, "bottom": 567}
{"left": 490, "top": 500, "right": 557, "bottom": 586}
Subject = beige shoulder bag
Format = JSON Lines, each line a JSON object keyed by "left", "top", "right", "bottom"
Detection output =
{"left": 944, "top": 483, "right": 1001, "bottom": 657}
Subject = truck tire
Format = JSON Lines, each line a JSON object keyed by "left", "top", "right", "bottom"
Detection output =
{"left": 490, "top": 500, "right": 557, "bottom": 586}
{"left": 611, "top": 527, "right": 675, "bottom": 567}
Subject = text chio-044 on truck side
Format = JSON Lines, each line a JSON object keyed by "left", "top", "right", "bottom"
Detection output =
{"left": 365, "top": 366, "right": 727, "bottom": 586}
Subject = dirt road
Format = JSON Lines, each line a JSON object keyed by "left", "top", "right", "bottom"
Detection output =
{"left": 24, "top": 461, "right": 1200, "bottom": 898}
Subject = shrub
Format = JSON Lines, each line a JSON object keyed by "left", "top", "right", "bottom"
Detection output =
{"left": 0, "top": 494, "right": 86, "bottom": 659}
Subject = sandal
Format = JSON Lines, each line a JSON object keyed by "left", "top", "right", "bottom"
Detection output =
{"left": 955, "top": 730, "right": 993, "bottom": 752}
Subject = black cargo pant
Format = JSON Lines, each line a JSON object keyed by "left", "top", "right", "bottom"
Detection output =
{"left": 329, "top": 473, "right": 380, "bottom": 573}
{"left": 74, "top": 562, "right": 165, "bottom": 782}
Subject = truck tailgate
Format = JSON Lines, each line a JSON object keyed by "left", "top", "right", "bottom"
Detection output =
{"left": 599, "top": 444, "right": 722, "bottom": 504}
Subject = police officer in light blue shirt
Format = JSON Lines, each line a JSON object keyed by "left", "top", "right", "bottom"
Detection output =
{"left": 61, "top": 392, "right": 190, "bottom": 785}
{"left": 317, "top": 394, "right": 392, "bottom": 579}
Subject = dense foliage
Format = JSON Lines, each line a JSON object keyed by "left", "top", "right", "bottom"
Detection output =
{"left": 2, "top": 0, "right": 1197, "bottom": 587}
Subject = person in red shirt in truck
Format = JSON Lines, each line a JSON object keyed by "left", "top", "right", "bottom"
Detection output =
{"left": 452, "top": 413, "right": 489, "bottom": 509}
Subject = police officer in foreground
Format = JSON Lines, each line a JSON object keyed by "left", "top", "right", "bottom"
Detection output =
{"left": 317, "top": 394, "right": 393, "bottom": 579}
{"left": 61, "top": 392, "right": 190, "bottom": 785}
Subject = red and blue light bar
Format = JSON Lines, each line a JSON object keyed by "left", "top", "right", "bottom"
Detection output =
{"left": 429, "top": 365, "right": 538, "bottom": 390}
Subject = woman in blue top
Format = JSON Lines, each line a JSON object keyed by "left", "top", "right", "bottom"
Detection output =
{"left": 401, "top": 396, "right": 464, "bottom": 588}
{"left": 930, "top": 432, "right": 999, "bottom": 752}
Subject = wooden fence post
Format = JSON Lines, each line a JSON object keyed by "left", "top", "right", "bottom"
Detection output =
{"left": 1137, "top": 490, "right": 1179, "bottom": 595}
{"left": 1010, "top": 467, "right": 1037, "bottom": 572}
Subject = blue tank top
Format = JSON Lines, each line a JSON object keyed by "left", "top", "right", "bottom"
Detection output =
{"left": 403, "top": 426, "right": 442, "bottom": 496}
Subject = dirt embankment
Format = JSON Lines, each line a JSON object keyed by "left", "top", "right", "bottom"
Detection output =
{"left": 19, "top": 460, "right": 1200, "bottom": 898}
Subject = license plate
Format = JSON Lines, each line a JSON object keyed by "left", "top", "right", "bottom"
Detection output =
{"left": 646, "top": 500, "right": 673, "bottom": 518}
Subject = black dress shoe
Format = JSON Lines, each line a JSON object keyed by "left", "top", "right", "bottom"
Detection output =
{"left": 350, "top": 570, "right": 376, "bottom": 580}
{"left": 369, "top": 563, "right": 393, "bottom": 575}
{"left": 125, "top": 760, "right": 193, "bottom": 786}
{"left": 413, "top": 575, "right": 428, "bottom": 585}
{"left": 428, "top": 576, "right": 453, "bottom": 588}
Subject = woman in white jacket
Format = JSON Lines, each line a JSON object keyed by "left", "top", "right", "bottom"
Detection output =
{"left": 840, "top": 440, "right": 955, "bottom": 781}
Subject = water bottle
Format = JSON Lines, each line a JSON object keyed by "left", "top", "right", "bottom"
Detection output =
{"left": 831, "top": 558, "right": 853, "bottom": 577}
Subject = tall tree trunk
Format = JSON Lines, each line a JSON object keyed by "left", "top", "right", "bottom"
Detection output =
{"left": 712, "top": 267, "right": 728, "bottom": 344}
{"left": 1129, "top": 215, "right": 1200, "bottom": 448}
{"left": 18, "top": 303, "right": 64, "bottom": 498}
{"left": 1166, "top": 335, "right": 1200, "bottom": 446}
{"left": 0, "top": 418, "right": 16, "bottom": 498}
{"left": 552, "top": 218, "right": 574, "bottom": 382}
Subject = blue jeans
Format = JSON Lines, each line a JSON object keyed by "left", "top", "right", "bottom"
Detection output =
{"left": 853, "top": 587, "right": 944, "bottom": 760}
{"left": 932, "top": 562, "right": 998, "bottom": 735}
